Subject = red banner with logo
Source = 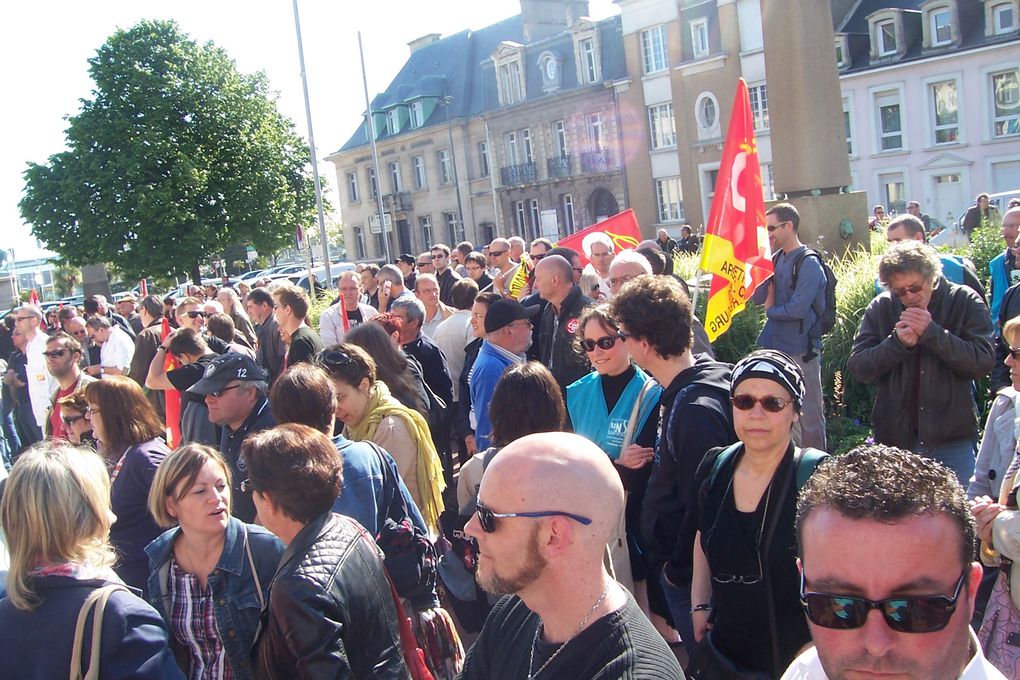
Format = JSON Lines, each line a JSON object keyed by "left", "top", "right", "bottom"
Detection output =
{"left": 556, "top": 209, "right": 643, "bottom": 268}
{"left": 699, "top": 79, "right": 774, "bottom": 342}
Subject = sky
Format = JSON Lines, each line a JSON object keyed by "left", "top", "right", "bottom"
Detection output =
{"left": 1, "top": 0, "right": 617, "bottom": 263}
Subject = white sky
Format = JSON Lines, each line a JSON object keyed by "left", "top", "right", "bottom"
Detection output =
{"left": 1, "top": 0, "right": 618, "bottom": 261}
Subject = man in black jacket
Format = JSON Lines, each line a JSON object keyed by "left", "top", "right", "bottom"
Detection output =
{"left": 609, "top": 275, "right": 736, "bottom": 653}
{"left": 246, "top": 287, "right": 286, "bottom": 384}
{"left": 534, "top": 255, "right": 594, "bottom": 396}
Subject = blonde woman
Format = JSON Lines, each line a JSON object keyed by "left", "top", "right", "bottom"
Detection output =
{"left": 0, "top": 442, "right": 183, "bottom": 679}
{"left": 145, "top": 444, "right": 284, "bottom": 680}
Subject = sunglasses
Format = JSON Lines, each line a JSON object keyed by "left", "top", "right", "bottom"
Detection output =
{"left": 766, "top": 220, "right": 788, "bottom": 232}
{"left": 431, "top": 253, "right": 446, "bottom": 259}
{"left": 800, "top": 569, "right": 967, "bottom": 633}
{"left": 61, "top": 414, "right": 87, "bottom": 426}
{"left": 731, "top": 394, "right": 793, "bottom": 412}
{"left": 1009, "top": 347, "right": 1020, "bottom": 361}
{"left": 489, "top": 250, "right": 507, "bottom": 257}
{"left": 475, "top": 502, "right": 592, "bottom": 534}
{"left": 317, "top": 350, "right": 357, "bottom": 369}
{"left": 209, "top": 384, "right": 243, "bottom": 398}
{"left": 580, "top": 335, "right": 619, "bottom": 353}
{"left": 42, "top": 349, "right": 69, "bottom": 358}
{"left": 890, "top": 283, "right": 925, "bottom": 298}
{"left": 185, "top": 311, "right": 207, "bottom": 319}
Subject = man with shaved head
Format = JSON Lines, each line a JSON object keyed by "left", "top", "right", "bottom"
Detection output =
{"left": 534, "top": 255, "right": 594, "bottom": 396}
{"left": 489, "top": 237, "right": 520, "bottom": 296}
{"left": 461, "top": 432, "right": 682, "bottom": 679}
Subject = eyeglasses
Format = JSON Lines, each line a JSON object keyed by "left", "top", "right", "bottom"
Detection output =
{"left": 580, "top": 335, "right": 620, "bottom": 353}
{"left": 766, "top": 220, "right": 788, "bottom": 232}
{"left": 608, "top": 275, "right": 637, "bottom": 289}
{"left": 185, "top": 311, "right": 207, "bottom": 319}
{"left": 317, "top": 349, "right": 357, "bottom": 369}
{"left": 713, "top": 551, "right": 764, "bottom": 585}
{"left": 890, "top": 282, "right": 926, "bottom": 298}
{"left": 208, "top": 384, "right": 243, "bottom": 398}
{"left": 239, "top": 479, "right": 254, "bottom": 494}
{"left": 42, "top": 349, "right": 69, "bottom": 359}
{"left": 1009, "top": 347, "right": 1020, "bottom": 361}
{"left": 508, "top": 320, "right": 533, "bottom": 330}
{"left": 62, "top": 414, "right": 87, "bottom": 426}
{"left": 616, "top": 330, "right": 633, "bottom": 341}
{"left": 530, "top": 253, "right": 546, "bottom": 261}
{"left": 731, "top": 394, "right": 793, "bottom": 413}
{"left": 474, "top": 502, "right": 592, "bottom": 534}
{"left": 489, "top": 250, "right": 507, "bottom": 257}
{"left": 85, "top": 406, "right": 100, "bottom": 417}
{"left": 431, "top": 253, "right": 446, "bottom": 259}
{"left": 15, "top": 316, "right": 34, "bottom": 322}
{"left": 800, "top": 569, "right": 967, "bottom": 633}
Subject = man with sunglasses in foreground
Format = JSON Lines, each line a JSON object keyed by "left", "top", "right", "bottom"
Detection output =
{"left": 460, "top": 431, "right": 683, "bottom": 679}
{"left": 43, "top": 331, "right": 94, "bottom": 440}
{"left": 782, "top": 444, "right": 1004, "bottom": 679}
{"left": 848, "top": 240, "right": 994, "bottom": 486}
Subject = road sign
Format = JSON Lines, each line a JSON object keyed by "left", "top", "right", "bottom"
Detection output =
{"left": 368, "top": 214, "right": 393, "bottom": 234}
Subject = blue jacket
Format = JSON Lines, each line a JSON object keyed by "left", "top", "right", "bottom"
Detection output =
{"left": 989, "top": 250, "right": 1018, "bottom": 328}
{"left": 145, "top": 518, "right": 284, "bottom": 679}
{"left": 468, "top": 341, "right": 521, "bottom": 450}
{"left": 0, "top": 574, "right": 184, "bottom": 680}
{"left": 110, "top": 438, "right": 168, "bottom": 596}
{"left": 752, "top": 245, "right": 826, "bottom": 354}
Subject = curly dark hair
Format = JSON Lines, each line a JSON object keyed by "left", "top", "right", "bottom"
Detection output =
{"left": 796, "top": 444, "right": 976, "bottom": 567}
{"left": 489, "top": 362, "right": 566, "bottom": 447}
{"left": 608, "top": 275, "right": 692, "bottom": 359}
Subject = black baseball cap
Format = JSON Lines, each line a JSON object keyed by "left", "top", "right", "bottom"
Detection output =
{"left": 395, "top": 254, "right": 415, "bottom": 265}
{"left": 188, "top": 353, "right": 267, "bottom": 396}
{"left": 484, "top": 298, "right": 540, "bottom": 333}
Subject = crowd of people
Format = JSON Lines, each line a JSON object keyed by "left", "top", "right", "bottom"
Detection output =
{"left": 1, "top": 203, "right": 1020, "bottom": 679}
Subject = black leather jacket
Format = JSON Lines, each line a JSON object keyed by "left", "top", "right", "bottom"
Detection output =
{"left": 253, "top": 512, "right": 411, "bottom": 680}
{"left": 537, "top": 285, "right": 595, "bottom": 394}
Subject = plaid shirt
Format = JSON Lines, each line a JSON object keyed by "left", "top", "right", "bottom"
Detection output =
{"left": 169, "top": 556, "right": 233, "bottom": 680}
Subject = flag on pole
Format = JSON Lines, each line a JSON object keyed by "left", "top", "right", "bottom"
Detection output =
{"left": 28, "top": 289, "right": 40, "bottom": 308}
{"left": 161, "top": 317, "right": 182, "bottom": 448}
{"left": 140, "top": 279, "right": 148, "bottom": 297}
{"left": 699, "top": 78, "right": 774, "bottom": 342}
{"left": 555, "top": 209, "right": 643, "bottom": 268}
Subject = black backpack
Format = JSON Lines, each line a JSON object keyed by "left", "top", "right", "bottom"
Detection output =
{"left": 791, "top": 248, "right": 837, "bottom": 337}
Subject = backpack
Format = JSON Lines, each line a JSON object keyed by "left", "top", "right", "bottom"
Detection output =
{"left": 791, "top": 248, "right": 837, "bottom": 338}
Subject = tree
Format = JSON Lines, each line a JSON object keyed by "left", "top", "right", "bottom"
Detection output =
{"left": 20, "top": 20, "right": 317, "bottom": 284}
{"left": 51, "top": 262, "right": 82, "bottom": 297}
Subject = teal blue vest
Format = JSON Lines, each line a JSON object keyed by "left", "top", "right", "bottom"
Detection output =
{"left": 566, "top": 368, "right": 663, "bottom": 459}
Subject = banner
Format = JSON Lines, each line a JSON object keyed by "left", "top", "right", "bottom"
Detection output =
{"left": 556, "top": 209, "right": 643, "bottom": 268}
{"left": 140, "top": 279, "right": 148, "bottom": 298}
{"left": 699, "top": 79, "right": 774, "bottom": 342}
{"left": 161, "top": 317, "right": 182, "bottom": 448}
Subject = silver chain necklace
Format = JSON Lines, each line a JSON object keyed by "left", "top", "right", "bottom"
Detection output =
{"left": 527, "top": 584, "right": 611, "bottom": 679}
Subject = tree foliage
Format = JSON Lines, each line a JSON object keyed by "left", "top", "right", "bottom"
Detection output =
{"left": 20, "top": 20, "right": 317, "bottom": 283}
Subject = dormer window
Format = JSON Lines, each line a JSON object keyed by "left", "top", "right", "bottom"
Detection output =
{"left": 878, "top": 20, "right": 897, "bottom": 55}
{"left": 868, "top": 10, "right": 906, "bottom": 59}
{"left": 579, "top": 39, "right": 598, "bottom": 81}
{"left": 921, "top": 1, "right": 959, "bottom": 49}
{"left": 493, "top": 42, "right": 526, "bottom": 106}
{"left": 571, "top": 19, "right": 602, "bottom": 85}
{"left": 691, "top": 19, "right": 710, "bottom": 59}
{"left": 931, "top": 9, "right": 952, "bottom": 45}
{"left": 986, "top": 1, "right": 1019, "bottom": 35}
{"left": 410, "top": 101, "right": 424, "bottom": 129}
{"left": 834, "top": 35, "right": 849, "bottom": 69}
{"left": 387, "top": 109, "right": 401, "bottom": 136}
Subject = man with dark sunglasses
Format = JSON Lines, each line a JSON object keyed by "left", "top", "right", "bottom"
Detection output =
{"left": 848, "top": 240, "right": 994, "bottom": 486}
{"left": 783, "top": 445, "right": 1003, "bottom": 679}
{"left": 43, "top": 332, "right": 94, "bottom": 440}
{"left": 460, "top": 432, "right": 683, "bottom": 679}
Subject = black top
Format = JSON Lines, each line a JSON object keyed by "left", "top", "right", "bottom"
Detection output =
{"left": 286, "top": 325, "right": 324, "bottom": 367}
{"left": 167, "top": 354, "right": 217, "bottom": 404}
{"left": 402, "top": 333, "right": 454, "bottom": 408}
{"left": 221, "top": 395, "right": 277, "bottom": 523}
{"left": 460, "top": 592, "right": 683, "bottom": 680}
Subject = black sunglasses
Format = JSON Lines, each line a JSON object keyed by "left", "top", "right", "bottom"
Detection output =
{"left": 800, "top": 569, "right": 967, "bottom": 633}
{"left": 42, "top": 349, "right": 69, "bottom": 359}
{"left": 61, "top": 414, "right": 87, "bottom": 426}
{"left": 731, "top": 394, "right": 793, "bottom": 413}
{"left": 317, "top": 350, "right": 357, "bottom": 370}
{"left": 580, "top": 335, "right": 619, "bottom": 353}
{"left": 186, "top": 311, "right": 207, "bottom": 319}
{"left": 1009, "top": 347, "right": 1020, "bottom": 360}
{"left": 475, "top": 501, "right": 592, "bottom": 534}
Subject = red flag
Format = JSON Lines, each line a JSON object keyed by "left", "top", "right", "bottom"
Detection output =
{"left": 28, "top": 289, "right": 40, "bottom": 308}
{"left": 161, "top": 317, "right": 182, "bottom": 448}
{"left": 140, "top": 279, "right": 148, "bottom": 297}
{"left": 699, "top": 78, "right": 774, "bottom": 342}
{"left": 555, "top": 209, "right": 643, "bottom": 268}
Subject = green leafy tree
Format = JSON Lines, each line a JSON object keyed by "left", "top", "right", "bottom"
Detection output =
{"left": 51, "top": 262, "right": 82, "bottom": 297}
{"left": 20, "top": 20, "right": 317, "bottom": 284}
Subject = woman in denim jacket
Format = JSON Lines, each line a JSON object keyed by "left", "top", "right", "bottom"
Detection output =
{"left": 145, "top": 444, "right": 284, "bottom": 679}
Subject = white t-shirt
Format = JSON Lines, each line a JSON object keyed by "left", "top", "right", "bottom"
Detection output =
{"left": 26, "top": 330, "right": 57, "bottom": 429}
{"left": 101, "top": 326, "right": 135, "bottom": 372}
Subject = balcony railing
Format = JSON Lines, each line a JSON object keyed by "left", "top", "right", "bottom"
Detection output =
{"left": 581, "top": 150, "right": 610, "bottom": 173}
{"left": 546, "top": 155, "right": 572, "bottom": 179}
{"left": 499, "top": 161, "right": 537, "bottom": 187}
{"left": 382, "top": 191, "right": 412, "bottom": 212}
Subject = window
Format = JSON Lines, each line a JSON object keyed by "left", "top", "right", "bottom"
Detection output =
{"left": 478, "top": 141, "right": 490, "bottom": 177}
{"left": 696, "top": 93, "right": 720, "bottom": 139}
{"left": 375, "top": 231, "right": 386, "bottom": 256}
{"left": 579, "top": 38, "right": 599, "bottom": 83}
{"left": 876, "top": 92, "right": 903, "bottom": 151}
{"left": 419, "top": 216, "right": 434, "bottom": 248}
{"left": 993, "top": 3, "right": 1016, "bottom": 34}
{"left": 880, "top": 171, "right": 907, "bottom": 214}
{"left": 498, "top": 60, "right": 523, "bottom": 105}
{"left": 878, "top": 20, "right": 897, "bottom": 55}
{"left": 641, "top": 26, "right": 668, "bottom": 73}
{"left": 648, "top": 103, "right": 677, "bottom": 149}
{"left": 529, "top": 199, "right": 540, "bottom": 235}
{"left": 522, "top": 129, "right": 534, "bottom": 163}
{"left": 587, "top": 113, "right": 605, "bottom": 151}
{"left": 410, "top": 101, "right": 424, "bottom": 129}
{"left": 748, "top": 84, "right": 769, "bottom": 132}
{"left": 439, "top": 149, "right": 452, "bottom": 184}
{"left": 347, "top": 172, "right": 359, "bottom": 203}
{"left": 353, "top": 226, "right": 366, "bottom": 259}
{"left": 761, "top": 163, "right": 776, "bottom": 201}
{"left": 843, "top": 97, "right": 855, "bottom": 155}
{"left": 367, "top": 167, "right": 378, "bottom": 198}
{"left": 655, "top": 177, "right": 684, "bottom": 223}
{"left": 515, "top": 200, "right": 528, "bottom": 233}
{"left": 931, "top": 9, "right": 952, "bottom": 46}
{"left": 835, "top": 39, "right": 845, "bottom": 68}
{"left": 412, "top": 155, "right": 427, "bottom": 190}
{"left": 555, "top": 120, "right": 568, "bottom": 157}
{"left": 992, "top": 69, "right": 1020, "bottom": 137}
{"left": 445, "top": 212, "right": 463, "bottom": 244}
{"left": 691, "top": 19, "right": 710, "bottom": 59}
{"left": 931, "top": 80, "right": 959, "bottom": 144}
{"left": 562, "top": 194, "right": 575, "bottom": 233}
{"left": 387, "top": 109, "right": 400, "bottom": 135}
{"left": 506, "top": 131, "right": 520, "bottom": 165}
{"left": 388, "top": 161, "right": 402, "bottom": 193}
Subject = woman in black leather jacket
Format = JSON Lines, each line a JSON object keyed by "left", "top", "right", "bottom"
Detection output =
{"left": 241, "top": 423, "right": 411, "bottom": 680}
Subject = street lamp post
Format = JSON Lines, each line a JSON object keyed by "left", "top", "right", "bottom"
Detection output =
{"left": 441, "top": 93, "right": 466, "bottom": 245}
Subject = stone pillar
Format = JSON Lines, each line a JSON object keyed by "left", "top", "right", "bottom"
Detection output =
{"left": 762, "top": 0, "right": 868, "bottom": 255}
{"left": 81, "top": 263, "right": 112, "bottom": 299}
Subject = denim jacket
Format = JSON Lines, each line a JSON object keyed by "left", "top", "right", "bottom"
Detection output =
{"left": 145, "top": 518, "right": 285, "bottom": 679}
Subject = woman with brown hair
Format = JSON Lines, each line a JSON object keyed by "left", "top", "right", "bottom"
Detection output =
{"left": 55, "top": 386, "right": 97, "bottom": 448}
{"left": 84, "top": 375, "right": 168, "bottom": 595}
{"left": 345, "top": 319, "right": 428, "bottom": 415}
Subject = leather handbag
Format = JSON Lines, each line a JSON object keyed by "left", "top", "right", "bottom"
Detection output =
{"left": 69, "top": 584, "right": 129, "bottom": 680}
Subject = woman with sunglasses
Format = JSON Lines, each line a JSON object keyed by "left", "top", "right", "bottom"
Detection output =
{"left": 317, "top": 343, "right": 446, "bottom": 536}
{"left": 84, "top": 376, "right": 169, "bottom": 596}
{"left": 144, "top": 444, "right": 284, "bottom": 680}
{"left": 687, "top": 350, "right": 828, "bottom": 678}
{"left": 566, "top": 305, "right": 661, "bottom": 596}
{"left": 56, "top": 388, "right": 97, "bottom": 448}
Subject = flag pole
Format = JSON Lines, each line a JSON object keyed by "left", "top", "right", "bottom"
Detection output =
{"left": 358, "top": 31, "right": 391, "bottom": 265}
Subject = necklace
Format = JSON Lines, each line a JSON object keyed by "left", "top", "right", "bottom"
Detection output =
{"left": 527, "top": 584, "right": 611, "bottom": 679}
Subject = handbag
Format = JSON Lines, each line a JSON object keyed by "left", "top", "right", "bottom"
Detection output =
{"left": 977, "top": 568, "right": 1020, "bottom": 677}
{"left": 69, "top": 584, "right": 129, "bottom": 680}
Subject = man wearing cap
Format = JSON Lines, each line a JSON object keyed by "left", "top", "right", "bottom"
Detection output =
{"left": 117, "top": 294, "right": 143, "bottom": 334}
{"left": 468, "top": 298, "right": 540, "bottom": 450}
{"left": 188, "top": 353, "right": 276, "bottom": 523}
{"left": 395, "top": 253, "right": 418, "bottom": 291}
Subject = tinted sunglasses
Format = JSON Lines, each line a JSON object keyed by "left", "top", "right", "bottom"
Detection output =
{"left": 580, "top": 335, "right": 619, "bottom": 353}
{"left": 475, "top": 501, "right": 592, "bottom": 534}
{"left": 800, "top": 569, "right": 966, "bottom": 633}
{"left": 731, "top": 394, "right": 793, "bottom": 413}
{"left": 42, "top": 349, "right": 69, "bottom": 358}
{"left": 317, "top": 349, "right": 357, "bottom": 369}
{"left": 767, "top": 220, "right": 789, "bottom": 232}
{"left": 185, "top": 311, "right": 207, "bottom": 319}
{"left": 1009, "top": 347, "right": 1020, "bottom": 361}
{"left": 489, "top": 250, "right": 507, "bottom": 257}
{"left": 890, "top": 283, "right": 925, "bottom": 298}
{"left": 61, "top": 414, "right": 87, "bottom": 426}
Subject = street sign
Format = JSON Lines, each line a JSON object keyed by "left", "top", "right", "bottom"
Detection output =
{"left": 368, "top": 213, "right": 393, "bottom": 234}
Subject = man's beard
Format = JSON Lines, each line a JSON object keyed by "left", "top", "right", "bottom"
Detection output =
{"left": 477, "top": 525, "right": 548, "bottom": 596}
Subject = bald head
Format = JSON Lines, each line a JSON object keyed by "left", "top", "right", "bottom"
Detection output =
{"left": 481, "top": 432, "right": 624, "bottom": 552}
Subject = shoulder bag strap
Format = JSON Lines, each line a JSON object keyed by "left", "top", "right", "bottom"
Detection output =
{"left": 619, "top": 378, "right": 656, "bottom": 452}
{"left": 69, "top": 584, "right": 129, "bottom": 680}
{"left": 243, "top": 524, "right": 265, "bottom": 610}
{"left": 761, "top": 446, "right": 804, "bottom": 676}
